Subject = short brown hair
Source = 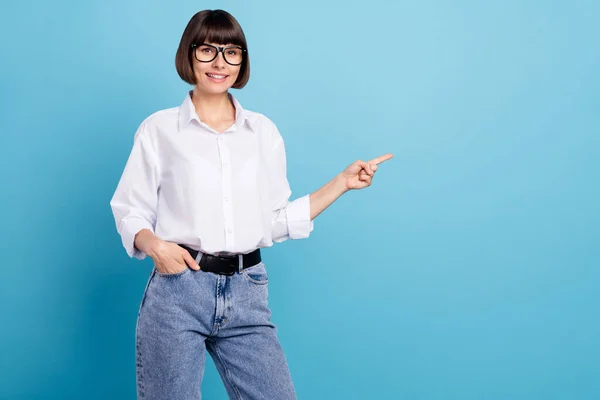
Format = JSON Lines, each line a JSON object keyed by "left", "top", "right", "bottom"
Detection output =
{"left": 175, "top": 10, "right": 250, "bottom": 89}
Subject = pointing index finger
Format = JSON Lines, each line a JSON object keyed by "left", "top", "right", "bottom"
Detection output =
{"left": 369, "top": 153, "right": 393, "bottom": 165}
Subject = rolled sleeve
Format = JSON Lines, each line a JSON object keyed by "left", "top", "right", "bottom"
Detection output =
{"left": 109, "top": 121, "right": 160, "bottom": 260}
{"left": 119, "top": 217, "right": 155, "bottom": 259}
{"left": 284, "top": 194, "right": 314, "bottom": 239}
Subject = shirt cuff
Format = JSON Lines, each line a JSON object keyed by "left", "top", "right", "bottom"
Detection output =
{"left": 121, "top": 217, "right": 155, "bottom": 260}
{"left": 285, "top": 194, "right": 314, "bottom": 239}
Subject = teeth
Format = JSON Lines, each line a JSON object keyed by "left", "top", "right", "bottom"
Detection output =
{"left": 207, "top": 74, "right": 226, "bottom": 79}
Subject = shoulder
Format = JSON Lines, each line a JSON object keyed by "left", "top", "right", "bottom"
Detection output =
{"left": 133, "top": 106, "right": 179, "bottom": 141}
{"left": 243, "top": 109, "right": 283, "bottom": 143}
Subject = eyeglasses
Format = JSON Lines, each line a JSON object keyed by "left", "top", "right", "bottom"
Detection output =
{"left": 191, "top": 43, "right": 247, "bottom": 66}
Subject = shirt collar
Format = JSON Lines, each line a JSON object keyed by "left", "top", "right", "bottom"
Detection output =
{"left": 178, "top": 90, "right": 255, "bottom": 133}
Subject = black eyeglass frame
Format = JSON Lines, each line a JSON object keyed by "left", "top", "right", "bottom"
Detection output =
{"left": 191, "top": 43, "right": 248, "bottom": 66}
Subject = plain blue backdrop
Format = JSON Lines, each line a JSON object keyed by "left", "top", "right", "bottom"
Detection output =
{"left": 1, "top": 0, "right": 598, "bottom": 399}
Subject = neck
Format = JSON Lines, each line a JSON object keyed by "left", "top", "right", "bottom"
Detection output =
{"left": 191, "top": 88, "right": 235, "bottom": 122}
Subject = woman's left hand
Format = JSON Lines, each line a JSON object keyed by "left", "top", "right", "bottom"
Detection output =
{"left": 340, "top": 153, "right": 393, "bottom": 191}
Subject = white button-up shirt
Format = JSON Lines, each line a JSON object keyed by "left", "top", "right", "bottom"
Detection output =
{"left": 110, "top": 90, "right": 314, "bottom": 260}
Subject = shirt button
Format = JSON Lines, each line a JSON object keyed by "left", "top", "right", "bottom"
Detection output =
{"left": 227, "top": 228, "right": 232, "bottom": 233}
{"left": 224, "top": 197, "right": 229, "bottom": 202}
{"left": 223, "top": 162, "right": 229, "bottom": 167}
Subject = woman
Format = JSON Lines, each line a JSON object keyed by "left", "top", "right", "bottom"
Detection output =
{"left": 110, "top": 9, "right": 392, "bottom": 400}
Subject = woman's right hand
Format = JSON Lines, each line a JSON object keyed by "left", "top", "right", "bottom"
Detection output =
{"left": 147, "top": 239, "right": 201, "bottom": 274}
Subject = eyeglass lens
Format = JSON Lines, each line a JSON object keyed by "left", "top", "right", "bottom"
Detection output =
{"left": 195, "top": 45, "right": 243, "bottom": 65}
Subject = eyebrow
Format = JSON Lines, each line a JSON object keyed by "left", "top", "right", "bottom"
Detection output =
{"left": 203, "top": 42, "right": 240, "bottom": 47}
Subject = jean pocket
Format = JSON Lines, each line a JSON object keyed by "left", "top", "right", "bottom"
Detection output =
{"left": 242, "top": 262, "right": 268, "bottom": 285}
{"left": 155, "top": 267, "right": 190, "bottom": 278}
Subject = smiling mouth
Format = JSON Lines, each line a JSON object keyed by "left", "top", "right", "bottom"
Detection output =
{"left": 206, "top": 73, "right": 228, "bottom": 80}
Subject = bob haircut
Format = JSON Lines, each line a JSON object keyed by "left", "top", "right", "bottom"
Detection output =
{"left": 175, "top": 10, "right": 250, "bottom": 89}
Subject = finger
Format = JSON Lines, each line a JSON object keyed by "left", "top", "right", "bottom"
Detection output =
{"left": 359, "top": 167, "right": 373, "bottom": 181}
{"left": 183, "top": 252, "right": 201, "bottom": 270}
{"left": 357, "top": 161, "right": 374, "bottom": 177}
{"left": 346, "top": 162, "right": 364, "bottom": 175}
{"left": 369, "top": 153, "right": 393, "bottom": 165}
{"left": 364, "top": 163, "right": 374, "bottom": 177}
{"left": 359, "top": 170, "right": 369, "bottom": 181}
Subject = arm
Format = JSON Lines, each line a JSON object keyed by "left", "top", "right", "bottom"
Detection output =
{"left": 308, "top": 174, "right": 348, "bottom": 220}
{"left": 269, "top": 125, "right": 314, "bottom": 243}
{"left": 268, "top": 120, "right": 393, "bottom": 241}
{"left": 109, "top": 121, "right": 160, "bottom": 260}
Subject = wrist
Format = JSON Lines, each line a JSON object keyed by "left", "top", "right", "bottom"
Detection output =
{"left": 334, "top": 173, "right": 349, "bottom": 194}
{"left": 146, "top": 236, "right": 165, "bottom": 259}
{"left": 135, "top": 229, "right": 162, "bottom": 258}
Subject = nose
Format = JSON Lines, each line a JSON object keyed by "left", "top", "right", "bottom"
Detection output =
{"left": 211, "top": 50, "right": 227, "bottom": 68}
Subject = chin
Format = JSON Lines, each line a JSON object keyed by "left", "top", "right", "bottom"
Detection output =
{"left": 197, "top": 83, "right": 231, "bottom": 95}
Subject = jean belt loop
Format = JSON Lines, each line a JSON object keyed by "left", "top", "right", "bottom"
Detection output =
{"left": 238, "top": 254, "right": 243, "bottom": 273}
{"left": 195, "top": 249, "right": 203, "bottom": 265}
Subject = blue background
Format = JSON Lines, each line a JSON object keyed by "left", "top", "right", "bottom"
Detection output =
{"left": 1, "top": 0, "right": 599, "bottom": 399}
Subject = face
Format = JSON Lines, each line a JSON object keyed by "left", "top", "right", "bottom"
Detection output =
{"left": 192, "top": 41, "right": 242, "bottom": 95}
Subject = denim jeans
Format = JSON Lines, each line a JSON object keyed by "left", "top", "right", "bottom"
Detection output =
{"left": 135, "top": 259, "right": 297, "bottom": 400}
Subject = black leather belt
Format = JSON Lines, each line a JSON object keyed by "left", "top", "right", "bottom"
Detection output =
{"left": 178, "top": 244, "right": 261, "bottom": 276}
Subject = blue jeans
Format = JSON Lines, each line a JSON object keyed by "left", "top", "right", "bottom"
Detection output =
{"left": 135, "top": 259, "right": 297, "bottom": 399}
